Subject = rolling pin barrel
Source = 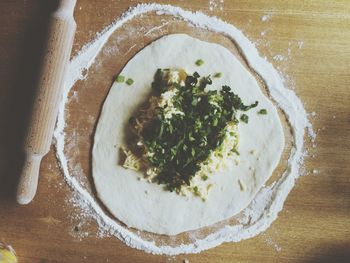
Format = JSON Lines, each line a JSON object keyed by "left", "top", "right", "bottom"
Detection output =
{"left": 16, "top": 0, "right": 77, "bottom": 205}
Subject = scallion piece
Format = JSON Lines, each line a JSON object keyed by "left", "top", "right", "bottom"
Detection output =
{"left": 258, "top": 109, "right": 268, "bottom": 115}
{"left": 240, "top": 114, "right": 249, "bottom": 123}
{"left": 115, "top": 75, "right": 125, "bottom": 83}
{"left": 195, "top": 59, "right": 204, "bottom": 66}
{"left": 126, "top": 78, "right": 134, "bottom": 85}
{"left": 213, "top": 72, "right": 222, "bottom": 78}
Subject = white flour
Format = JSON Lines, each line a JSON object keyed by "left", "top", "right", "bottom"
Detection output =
{"left": 209, "top": 0, "right": 224, "bottom": 11}
{"left": 53, "top": 3, "right": 315, "bottom": 255}
{"left": 261, "top": 14, "right": 272, "bottom": 22}
{"left": 273, "top": 54, "right": 285, "bottom": 61}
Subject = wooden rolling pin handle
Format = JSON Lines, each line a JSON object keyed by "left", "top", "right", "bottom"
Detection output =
{"left": 56, "top": 0, "right": 77, "bottom": 17}
{"left": 17, "top": 154, "right": 43, "bottom": 205}
{"left": 16, "top": 0, "right": 77, "bottom": 205}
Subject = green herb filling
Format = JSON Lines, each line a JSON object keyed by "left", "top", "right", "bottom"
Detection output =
{"left": 213, "top": 72, "right": 222, "bottom": 78}
{"left": 115, "top": 75, "right": 125, "bottom": 83}
{"left": 240, "top": 114, "right": 249, "bottom": 123}
{"left": 195, "top": 59, "right": 204, "bottom": 66}
{"left": 126, "top": 78, "right": 134, "bottom": 85}
{"left": 123, "top": 68, "right": 258, "bottom": 195}
{"left": 258, "top": 109, "right": 268, "bottom": 115}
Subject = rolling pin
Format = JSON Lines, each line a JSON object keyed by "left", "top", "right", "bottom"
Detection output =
{"left": 16, "top": 0, "right": 77, "bottom": 205}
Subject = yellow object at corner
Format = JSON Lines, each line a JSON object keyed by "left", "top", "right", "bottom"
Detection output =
{"left": 0, "top": 243, "right": 17, "bottom": 263}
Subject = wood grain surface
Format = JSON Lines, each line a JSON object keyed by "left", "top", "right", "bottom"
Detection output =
{"left": 0, "top": 0, "right": 349, "bottom": 262}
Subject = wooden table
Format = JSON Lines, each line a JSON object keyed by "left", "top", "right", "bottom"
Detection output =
{"left": 0, "top": 0, "right": 349, "bottom": 262}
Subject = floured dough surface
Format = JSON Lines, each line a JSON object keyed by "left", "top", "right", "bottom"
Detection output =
{"left": 92, "top": 34, "right": 284, "bottom": 235}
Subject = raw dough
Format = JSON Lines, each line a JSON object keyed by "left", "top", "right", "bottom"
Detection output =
{"left": 92, "top": 34, "right": 284, "bottom": 235}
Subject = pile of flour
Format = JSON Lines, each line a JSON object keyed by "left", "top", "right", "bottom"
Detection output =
{"left": 53, "top": 3, "right": 315, "bottom": 255}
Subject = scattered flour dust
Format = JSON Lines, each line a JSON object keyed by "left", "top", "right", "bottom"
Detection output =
{"left": 261, "top": 14, "right": 272, "bottom": 22}
{"left": 273, "top": 54, "right": 285, "bottom": 62}
{"left": 53, "top": 3, "right": 315, "bottom": 255}
{"left": 209, "top": 0, "right": 224, "bottom": 11}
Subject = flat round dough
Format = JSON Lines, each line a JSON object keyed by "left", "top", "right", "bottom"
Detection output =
{"left": 92, "top": 34, "right": 284, "bottom": 235}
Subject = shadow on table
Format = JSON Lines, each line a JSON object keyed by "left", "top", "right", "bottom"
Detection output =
{"left": 302, "top": 243, "right": 350, "bottom": 263}
{"left": 0, "top": 0, "right": 59, "bottom": 202}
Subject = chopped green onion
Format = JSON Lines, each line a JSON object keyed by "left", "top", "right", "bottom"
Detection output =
{"left": 213, "top": 72, "right": 222, "bottom": 78}
{"left": 195, "top": 59, "right": 204, "bottom": 66}
{"left": 115, "top": 75, "right": 125, "bottom": 83}
{"left": 191, "top": 148, "right": 196, "bottom": 157}
{"left": 126, "top": 78, "right": 134, "bottom": 85}
{"left": 240, "top": 114, "right": 249, "bottom": 123}
{"left": 201, "top": 175, "right": 208, "bottom": 181}
{"left": 231, "top": 148, "right": 240, "bottom": 155}
{"left": 126, "top": 70, "right": 258, "bottom": 193}
{"left": 258, "top": 109, "right": 268, "bottom": 115}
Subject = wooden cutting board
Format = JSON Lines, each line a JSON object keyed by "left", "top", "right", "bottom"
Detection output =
{"left": 0, "top": 0, "right": 349, "bottom": 262}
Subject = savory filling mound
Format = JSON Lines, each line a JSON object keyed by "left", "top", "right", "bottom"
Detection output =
{"left": 121, "top": 67, "right": 258, "bottom": 199}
